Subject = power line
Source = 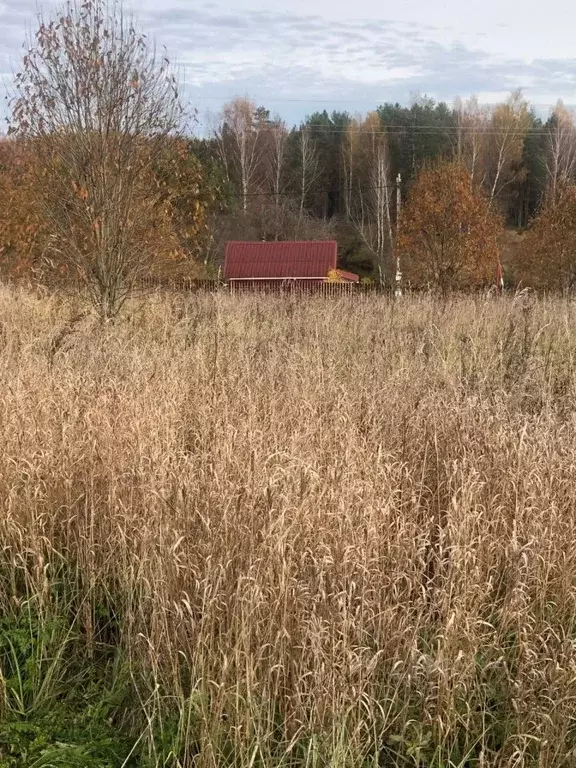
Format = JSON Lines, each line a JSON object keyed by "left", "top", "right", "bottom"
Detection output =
{"left": 281, "top": 125, "right": 556, "bottom": 137}
{"left": 194, "top": 94, "right": 410, "bottom": 105}
{"left": 208, "top": 123, "right": 560, "bottom": 137}
{"left": 191, "top": 93, "right": 569, "bottom": 110}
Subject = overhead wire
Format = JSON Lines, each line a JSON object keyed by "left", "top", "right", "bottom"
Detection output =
{"left": 202, "top": 123, "right": 559, "bottom": 137}
{"left": 264, "top": 124, "right": 556, "bottom": 137}
{"left": 190, "top": 93, "right": 567, "bottom": 110}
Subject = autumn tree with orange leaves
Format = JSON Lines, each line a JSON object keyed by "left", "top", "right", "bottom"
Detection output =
{"left": 398, "top": 162, "right": 503, "bottom": 291}
{"left": 8, "top": 0, "right": 208, "bottom": 319}
{"left": 520, "top": 185, "right": 576, "bottom": 292}
{"left": 0, "top": 138, "right": 214, "bottom": 288}
{"left": 0, "top": 141, "right": 51, "bottom": 279}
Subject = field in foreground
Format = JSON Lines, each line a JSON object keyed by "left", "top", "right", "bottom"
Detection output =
{"left": 1, "top": 287, "right": 576, "bottom": 768}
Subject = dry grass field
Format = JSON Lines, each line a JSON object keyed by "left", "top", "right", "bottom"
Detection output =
{"left": 2, "top": 285, "right": 576, "bottom": 767}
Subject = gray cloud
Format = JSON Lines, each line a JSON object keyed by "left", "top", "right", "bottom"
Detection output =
{"left": 1, "top": 0, "right": 575, "bottom": 128}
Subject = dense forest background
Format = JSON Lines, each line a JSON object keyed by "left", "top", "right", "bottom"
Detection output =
{"left": 3, "top": 87, "right": 576, "bottom": 290}
{"left": 191, "top": 90, "right": 575, "bottom": 286}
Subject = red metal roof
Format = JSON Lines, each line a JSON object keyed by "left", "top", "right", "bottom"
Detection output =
{"left": 225, "top": 241, "right": 338, "bottom": 280}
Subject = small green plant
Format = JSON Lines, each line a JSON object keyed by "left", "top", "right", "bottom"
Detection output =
{"left": 0, "top": 604, "right": 136, "bottom": 768}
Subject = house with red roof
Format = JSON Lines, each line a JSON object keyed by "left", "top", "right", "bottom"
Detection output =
{"left": 224, "top": 241, "right": 359, "bottom": 290}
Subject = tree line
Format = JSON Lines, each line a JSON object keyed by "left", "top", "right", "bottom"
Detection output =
{"left": 1, "top": 0, "right": 575, "bottom": 318}
{"left": 205, "top": 92, "right": 576, "bottom": 291}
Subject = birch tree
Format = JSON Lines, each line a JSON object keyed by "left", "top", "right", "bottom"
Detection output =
{"left": 216, "top": 97, "right": 264, "bottom": 214}
{"left": 266, "top": 117, "right": 288, "bottom": 209}
{"left": 545, "top": 101, "right": 576, "bottom": 204}
{"left": 299, "top": 126, "right": 322, "bottom": 221}
{"left": 485, "top": 90, "right": 531, "bottom": 209}
{"left": 454, "top": 96, "right": 490, "bottom": 187}
{"left": 346, "top": 113, "right": 394, "bottom": 277}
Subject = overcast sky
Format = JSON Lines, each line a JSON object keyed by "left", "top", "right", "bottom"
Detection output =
{"left": 2, "top": 0, "right": 576, "bottom": 129}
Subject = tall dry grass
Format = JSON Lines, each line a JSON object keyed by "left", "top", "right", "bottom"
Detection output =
{"left": 2, "top": 286, "right": 576, "bottom": 766}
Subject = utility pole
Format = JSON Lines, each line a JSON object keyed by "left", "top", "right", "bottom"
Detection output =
{"left": 395, "top": 173, "right": 402, "bottom": 297}
{"left": 457, "top": 105, "right": 462, "bottom": 165}
{"left": 497, "top": 261, "right": 504, "bottom": 295}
